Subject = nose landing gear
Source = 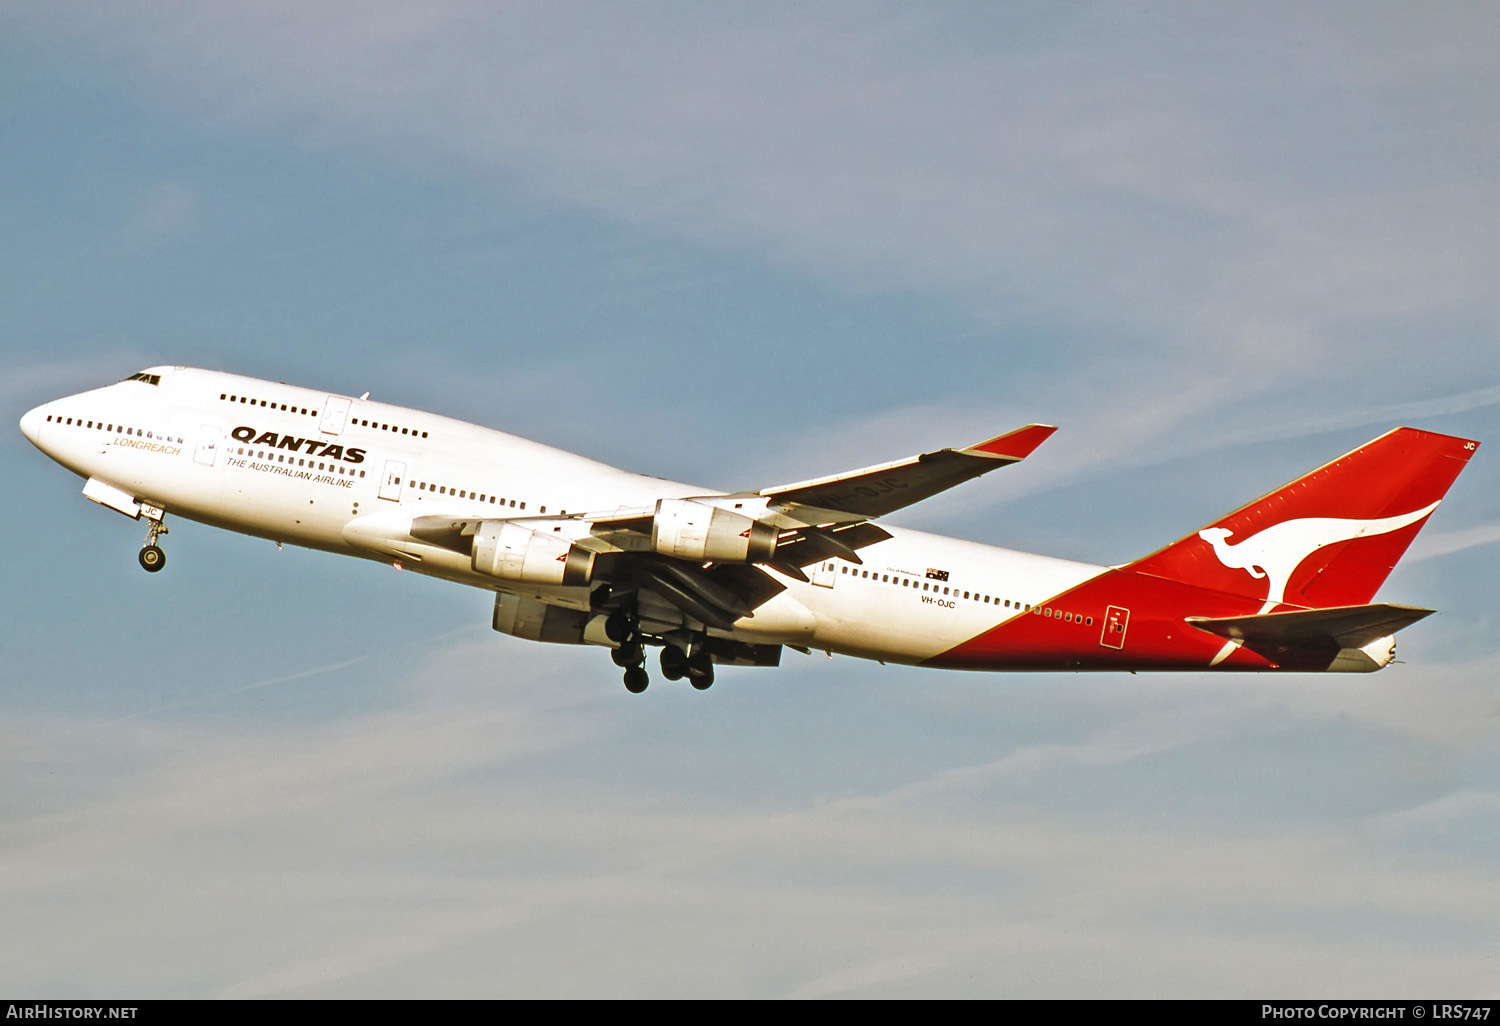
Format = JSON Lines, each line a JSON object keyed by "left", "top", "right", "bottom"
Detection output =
{"left": 138, "top": 517, "right": 168, "bottom": 573}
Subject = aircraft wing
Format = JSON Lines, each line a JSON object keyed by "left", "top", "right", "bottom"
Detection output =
{"left": 569, "top": 423, "right": 1056, "bottom": 575}
{"left": 577, "top": 423, "right": 1056, "bottom": 534}
{"left": 575, "top": 423, "right": 1055, "bottom": 571}
{"left": 406, "top": 425, "right": 1057, "bottom": 629}
{"left": 758, "top": 424, "right": 1057, "bottom": 523}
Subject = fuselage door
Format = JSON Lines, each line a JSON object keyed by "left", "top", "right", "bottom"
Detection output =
{"left": 320, "top": 396, "right": 352, "bottom": 436}
{"left": 1100, "top": 605, "right": 1130, "bottom": 650}
{"left": 194, "top": 425, "right": 220, "bottom": 467}
{"left": 810, "top": 560, "right": 838, "bottom": 588}
{"left": 378, "top": 459, "right": 407, "bottom": 502}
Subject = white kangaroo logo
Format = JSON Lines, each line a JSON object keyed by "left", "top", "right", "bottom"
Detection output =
{"left": 1198, "top": 501, "right": 1440, "bottom": 612}
{"left": 1197, "top": 500, "right": 1439, "bottom": 666}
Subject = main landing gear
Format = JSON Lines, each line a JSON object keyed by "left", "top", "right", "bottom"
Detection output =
{"left": 602, "top": 605, "right": 715, "bottom": 694}
{"left": 138, "top": 517, "right": 168, "bottom": 573}
{"left": 606, "top": 607, "right": 650, "bottom": 693}
{"left": 659, "top": 645, "right": 714, "bottom": 690}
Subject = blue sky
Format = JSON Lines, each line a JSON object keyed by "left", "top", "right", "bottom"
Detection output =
{"left": 3, "top": 2, "right": 1499, "bottom": 997}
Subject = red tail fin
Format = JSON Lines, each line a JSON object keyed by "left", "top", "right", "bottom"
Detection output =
{"left": 1126, "top": 427, "right": 1478, "bottom": 610}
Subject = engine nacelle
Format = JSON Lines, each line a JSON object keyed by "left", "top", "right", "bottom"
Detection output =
{"left": 652, "top": 498, "right": 777, "bottom": 563}
{"left": 492, "top": 593, "right": 610, "bottom": 645}
{"left": 472, "top": 521, "right": 595, "bottom": 586}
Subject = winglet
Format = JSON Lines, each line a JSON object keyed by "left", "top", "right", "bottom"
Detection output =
{"left": 964, "top": 424, "right": 1057, "bottom": 461}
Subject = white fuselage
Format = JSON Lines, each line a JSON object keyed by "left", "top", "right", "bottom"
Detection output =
{"left": 21, "top": 367, "right": 1103, "bottom": 665}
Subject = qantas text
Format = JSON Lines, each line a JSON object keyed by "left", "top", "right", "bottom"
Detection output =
{"left": 231, "top": 426, "right": 366, "bottom": 464}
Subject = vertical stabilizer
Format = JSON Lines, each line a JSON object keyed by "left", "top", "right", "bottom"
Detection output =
{"left": 1125, "top": 427, "right": 1478, "bottom": 610}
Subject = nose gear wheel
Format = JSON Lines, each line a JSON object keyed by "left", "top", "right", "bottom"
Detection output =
{"left": 138, "top": 518, "right": 169, "bottom": 573}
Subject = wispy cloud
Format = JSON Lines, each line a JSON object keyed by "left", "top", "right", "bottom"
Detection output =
{"left": 1410, "top": 521, "right": 1500, "bottom": 562}
{"left": 4, "top": 638, "right": 1499, "bottom": 997}
{"left": 27, "top": 4, "right": 1500, "bottom": 406}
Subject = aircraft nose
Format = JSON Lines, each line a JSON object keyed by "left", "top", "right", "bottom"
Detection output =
{"left": 19, "top": 404, "right": 45, "bottom": 447}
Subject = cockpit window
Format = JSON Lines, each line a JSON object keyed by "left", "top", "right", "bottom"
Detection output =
{"left": 123, "top": 372, "right": 162, "bottom": 385}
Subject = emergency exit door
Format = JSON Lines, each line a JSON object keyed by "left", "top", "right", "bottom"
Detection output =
{"left": 195, "top": 425, "right": 220, "bottom": 467}
{"left": 1100, "top": 605, "right": 1130, "bottom": 650}
{"left": 320, "top": 396, "right": 352, "bottom": 435}
{"left": 378, "top": 459, "right": 406, "bottom": 501}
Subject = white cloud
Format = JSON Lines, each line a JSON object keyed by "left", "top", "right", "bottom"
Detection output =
{"left": 3, "top": 637, "right": 1499, "bottom": 997}
{"left": 1410, "top": 521, "right": 1500, "bottom": 562}
{"left": 29, "top": 4, "right": 1500, "bottom": 371}
{"left": 20, "top": 1, "right": 1496, "bottom": 489}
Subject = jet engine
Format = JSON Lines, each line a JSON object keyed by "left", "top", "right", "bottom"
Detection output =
{"left": 651, "top": 498, "right": 777, "bottom": 563}
{"left": 472, "top": 521, "right": 595, "bottom": 586}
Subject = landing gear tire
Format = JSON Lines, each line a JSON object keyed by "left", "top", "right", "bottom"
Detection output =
{"left": 623, "top": 665, "right": 649, "bottom": 694}
{"left": 687, "top": 650, "right": 714, "bottom": 690}
{"left": 139, "top": 517, "right": 169, "bottom": 573}
{"left": 605, "top": 610, "right": 633, "bottom": 644}
{"left": 660, "top": 646, "right": 689, "bottom": 681}
{"left": 611, "top": 640, "right": 644, "bottom": 668}
{"left": 138, "top": 545, "right": 166, "bottom": 573}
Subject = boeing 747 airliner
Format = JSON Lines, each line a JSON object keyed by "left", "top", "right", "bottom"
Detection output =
{"left": 19, "top": 367, "right": 1479, "bottom": 692}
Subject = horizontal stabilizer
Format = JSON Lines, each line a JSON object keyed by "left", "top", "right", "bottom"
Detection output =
{"left": 1186, "top": 603, "right": 1434, "bottom": 650}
